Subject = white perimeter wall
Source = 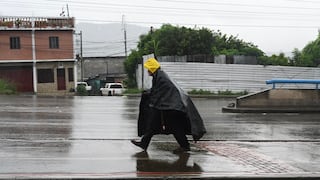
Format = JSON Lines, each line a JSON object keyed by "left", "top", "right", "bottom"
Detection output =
{"left": 137, "top": 62, "right": 320, "bottom": 93}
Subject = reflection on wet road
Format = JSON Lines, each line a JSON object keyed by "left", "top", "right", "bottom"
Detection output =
{"left": 1, "top": 95, "right": 319, "bottom": 141}
{"left": 134, "top": 151, "right": 202, "bottom": 175}
{"left": 0, "top": 95, "right": 319, "bottom": 178}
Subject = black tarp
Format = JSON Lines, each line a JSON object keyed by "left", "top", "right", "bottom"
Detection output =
{"left": 138, "top": 69, "right": 206, "bottom": 141}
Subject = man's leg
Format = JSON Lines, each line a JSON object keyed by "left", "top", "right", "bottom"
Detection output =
{"left": 140, "top": 130, "right": 154, "bottom": 149}
{"left": 166, "top": 110, "right": 190, "bottom": 151}
{"left": 131, "top": 129, "right": 154, "bottom": 151}
{"left": 173, "top": 127, "right": 190, "bottom": 150}
{"left": 132, "top": 108, "right": 161, "bottom": 151}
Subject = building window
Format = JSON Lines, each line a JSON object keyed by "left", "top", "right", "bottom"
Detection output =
{"left": 10, "top": 37, "right": 20, "bottom": 49}
{"left": 49, "top": 36, "right": 59, "bottom": 49}
{"left": 68, "top": 68, "right": 74, "bottom": 82}
{"left": 38, "top": 69, "right": 54, "bottom": 83}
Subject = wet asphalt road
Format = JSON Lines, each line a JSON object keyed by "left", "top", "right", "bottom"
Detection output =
{"left": 0, "top": 95, "right": 319, "bottom": 179}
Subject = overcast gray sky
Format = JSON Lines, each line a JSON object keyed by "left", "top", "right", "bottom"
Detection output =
{"left": 1, "top": 0, "right": 320, "bottom": 56}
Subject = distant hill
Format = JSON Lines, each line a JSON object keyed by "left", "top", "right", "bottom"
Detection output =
{"left": 75, "top": 23, "right": 149, "bottom": 57}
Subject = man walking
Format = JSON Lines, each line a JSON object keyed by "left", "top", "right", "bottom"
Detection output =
{"left": 131, "top": 58, "right": 206, "bottom": 153}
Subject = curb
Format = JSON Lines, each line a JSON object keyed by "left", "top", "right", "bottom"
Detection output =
{"left": 222, "top": 106, "right": 320, "bottom": 113}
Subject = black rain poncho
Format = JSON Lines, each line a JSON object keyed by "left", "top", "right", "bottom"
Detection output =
{"left": 138, "top": 69, "right": 206, "bottom": 141}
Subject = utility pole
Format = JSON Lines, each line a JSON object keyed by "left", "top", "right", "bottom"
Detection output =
{"left": 75, "top": 31, "right": 83, "bottom": 81}
{"left": 80, "top": 30, "right": 83, "bottom": 81}
{"left": 31, "top": 17, "right": 37, "bottom": 93}
{"left": 122, "top": 15, "right": 127, "bottom": 58}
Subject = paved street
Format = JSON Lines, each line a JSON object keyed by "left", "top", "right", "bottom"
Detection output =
{"left": 0, "top": 95, "right": 319, "bottom": 179}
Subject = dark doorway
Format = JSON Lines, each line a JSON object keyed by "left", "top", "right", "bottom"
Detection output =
{"left": 57, "top": 69, "right": 66, "bottom": 90}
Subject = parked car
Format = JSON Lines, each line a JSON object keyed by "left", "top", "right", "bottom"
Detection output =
{"left": 100, "top": 83, "right": 124, "bottom": 96}
{"left": 77, "top": 82, "right": 92, "bottom": 91}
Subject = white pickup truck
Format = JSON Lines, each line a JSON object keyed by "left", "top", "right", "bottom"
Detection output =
{"left": 100, "top": 83, "right": 124, "bottom": 96}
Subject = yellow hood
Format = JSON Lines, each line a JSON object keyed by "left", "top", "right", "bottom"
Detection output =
{"left": 144, "top": 58, "right": 160, "bottom": 74}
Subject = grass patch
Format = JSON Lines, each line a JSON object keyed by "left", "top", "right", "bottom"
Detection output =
{"left": 188, "top": 89, "right": 248, "bottom": 96}
{"left": 188, "top": 89, "right": 212, "bottom": 95}
{"left": 123, "top": 88, "right": 143, "bottom": 94}
{"left": 122, "top": 88, "right": 249, "bottom": 96}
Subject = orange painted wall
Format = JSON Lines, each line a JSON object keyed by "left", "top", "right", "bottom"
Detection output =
{"left": 0, "top": 31, "right": 33, "bottom": 60}
{"left": 35, "top": 31, "right": 74, "bottom": 60}
{"left": 0, "top": 30, "right": 74, "bottom": 61}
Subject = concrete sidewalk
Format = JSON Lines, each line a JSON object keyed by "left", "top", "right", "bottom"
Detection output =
{"left": 0, "top": 139, "right": 319, "bottom": 179}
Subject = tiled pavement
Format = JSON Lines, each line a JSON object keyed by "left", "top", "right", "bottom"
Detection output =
{"left": 197, "top": 142, "right": 302, "bottom": 174}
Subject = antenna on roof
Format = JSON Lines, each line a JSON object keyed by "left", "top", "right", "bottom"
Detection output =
{"left": 59, "top": 7, "right": 65, "bottom": 17}
{"left": 59, "top": 4, "right": 70, "bottom": 17}
{"left": 66, "top": 4, "right": 70, "bottom": 17}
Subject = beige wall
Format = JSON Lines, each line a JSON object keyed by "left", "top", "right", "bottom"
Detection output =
{"left": 237, "top": 89, "right": 320, "bottom": 108}
{"left": 37, "top": 62, "right": 75, "bottom": 95}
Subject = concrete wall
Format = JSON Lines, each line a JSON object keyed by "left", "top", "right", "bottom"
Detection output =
{"left": 79, "top": 56, "right": 125, "bottom": 80}
{"left": 157, "top": 55, "right": 255, "bottom": 64}
{"left": 157, "top": 55, "right": 187, "bottom": 62}
{"left": 137, "top": 62, "right": 320, "bottom": 93}
{"left": 234, "top": 55, "right": 257, "bottom": 64}
{"left": 237, "top": 89, "right": 320, "bottom": 108}
{"left": 214, "top": 55, "right": 226, "bottom": 64}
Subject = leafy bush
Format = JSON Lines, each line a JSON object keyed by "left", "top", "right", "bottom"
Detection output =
{"left": 76, "top": 85, "right": 88, "bottom": 96}
{"left": 0, "top": 79, "right": 17, "bottom": 95}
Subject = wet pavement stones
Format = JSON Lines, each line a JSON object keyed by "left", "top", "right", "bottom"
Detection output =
{"left": 197, "top": 142, "right": 302, "bottom": 174}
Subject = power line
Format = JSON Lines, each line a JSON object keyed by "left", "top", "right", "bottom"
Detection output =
{"left": 155, "top": 0, "right": 320, "bottom": 11}
{"left": 1, "top": 0, "right": 320, "bottom": 30}
{"left": 1, "top": 0, "right": 320, "bottom": 18}
{"left": 53, "top": 1, "right": 320, "bottom": 17}
{"left": 76, "top": 18, "right": 320, "bottom": 29}
{"left": 285, "top": 0, "right": 320, "bottom": 3}
{"left": 1, "top": 0, "right": 319, "bottom": 56}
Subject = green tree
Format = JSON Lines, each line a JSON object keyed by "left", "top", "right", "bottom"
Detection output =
{"left": 123, "top": 50, "right": 142, "bottom": 88}
{"left": 190, "top": 28, "right": 214, "bottom": 55}
{"left": 124, "top": 24, "right": 266, "bottom": 88}
{"left": 137, "top": 24, "right": 215, "bottom": 56}
{"left": 137, "top": 33, "right": 154, "bottom": 55}
{"left": 292, "top": 32, "right": 320, "bottom": 67}
{"left": 258, "top": 53, "right": 289, "bottom": 66}
{"left": 301, "top": 33, "right": 320, "bottom": 67}
{"left": 291, "top": 48, "right": 303, "bottom": 66}
{"left": 211, "top": 31, "right": 264, "bottom": 56}
{"left": 270, "top": 53, "right": 290, "bottom": 66}
{"left": 156, "top": 24, "right": 182, "bottom": 55}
